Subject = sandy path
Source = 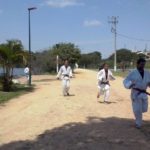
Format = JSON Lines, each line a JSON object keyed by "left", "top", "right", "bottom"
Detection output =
{"left": 0, "top": 69, "right": 150, "bottom": 150}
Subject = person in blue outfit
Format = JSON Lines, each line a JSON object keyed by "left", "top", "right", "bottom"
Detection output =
{"left": 123, "top": 58, "right": 150, "bottom": 129}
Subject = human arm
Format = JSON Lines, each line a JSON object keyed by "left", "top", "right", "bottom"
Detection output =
{"left": 97, "top": 70, "right": 103, "bottom": 81}
{"left": 56, "top": 67, "right": 62, "bottom": 79}
{"left": 123, "top": 72, "right": 135, "bottom": 89}
{"left": 69, "top": 67, "right": 73, "bottom": 78}
{"left": 109, "top": 71, "right": 115, "bottom": 80}
{"left": 24, "top": 68, "right": 29, "bottom": 74}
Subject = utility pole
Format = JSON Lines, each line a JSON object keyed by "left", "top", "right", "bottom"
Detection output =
{"left": 144, "top": 43, "right": 147, "bottom": 52}
{"left": 134, "top": 46, "right": 137, "bottom": 52}
{"left": 108, "top": 16, "right": 119, "bottom": 72}
{"left": 28, "top": 7, "right": 37, "bottom": 86}
{"left": 56, "top": 55, "right": 59, "bottom": 73}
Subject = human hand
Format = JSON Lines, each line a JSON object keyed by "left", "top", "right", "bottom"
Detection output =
{"left": 132, "top": 80, "right": 136, "bottom": 85}
{"left": 129, "top": 80, "right": 136, "bottom": 88}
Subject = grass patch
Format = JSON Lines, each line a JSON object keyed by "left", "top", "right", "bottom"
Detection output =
{"left": 90, "top": 68, "right": 129, "bottom": 78}
{"left": 39, "top": 72, "right": 57, "bottom": 75}
{"left": 33, "top": 79, "right": 56, "bottom": 82}
{"left": 113, "top": 71, "right": 129, "bottom": 78}
{"left": 0, "top": 84, "right": 34, "bottom": 104}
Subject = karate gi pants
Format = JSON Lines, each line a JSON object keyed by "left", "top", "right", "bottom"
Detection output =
{"left": 98, "top": 84, "right": 110, "bottom": 102}
{"left": 62, "top": 78, "right": 70, "bottom": 96}
{"left": 132, "top": 93, "right": 148, "bottom": 127}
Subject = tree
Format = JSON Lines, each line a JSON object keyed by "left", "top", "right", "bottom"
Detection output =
{"left": 31, "top": 42, "right": 81, "bottom": 74}
{"left": 79, "top": 51, "right": 102, "bottom": 69}
{"left": 51, "top": 43, "right": 81, "bottom": 65}
{"left": 0, "top": 40, "right": 28, "bottom": 91}
{"left": 107, "top": 48, "right": 145, "bottom": 70}
{"left": 31, "top": 50, "right": 56, "bottom": 74}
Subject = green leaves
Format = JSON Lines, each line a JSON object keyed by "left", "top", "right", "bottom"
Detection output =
{"left": 79, "top": 51, "right": 102, "bottom": 68}
{"left": 51, "top": 43, "right": 81, "bottom": 63}
{"left": 107, "top": 48, "right": 146, "bottom": 68}
{"left": 0, "top": 39, "right": 28, "bottom": 91}
{"left": 0, "top": 40, "right": 28, "bottom": 67}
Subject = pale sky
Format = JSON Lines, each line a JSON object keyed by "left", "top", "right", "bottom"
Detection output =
{"left": 0, "top": 0, "right": 150, "bottom": 58}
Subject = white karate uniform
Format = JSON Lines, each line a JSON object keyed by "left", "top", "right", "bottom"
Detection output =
{"left": 57, "top": 65, "right": 73, "bottom": 96}
{"left": 123, "top": 69, "right": 150, "bottom": 127}
{"left": 97, "top": 69, "right": 115, "bottom": 102}
{"left": 24, "top": 67, "right": 29, "bottom": 81}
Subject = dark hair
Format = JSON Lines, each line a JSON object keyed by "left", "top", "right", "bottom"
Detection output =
{"left": 136, "top": 58, "right": 146, "bottom": 64}
{"left": 64, "top": 59, "right": 69, "bottom": 62}
{"left": 99, "top": 63, "right": 107, "bottom": 71}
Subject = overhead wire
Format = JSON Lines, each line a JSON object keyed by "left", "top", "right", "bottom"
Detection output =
{"left": 116, "top": 33, "right": 150, "bottom": 42}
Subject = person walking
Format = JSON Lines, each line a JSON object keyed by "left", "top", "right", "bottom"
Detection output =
{"left": 97, "top": 63, "right": 115, "bottom": 103}
{"left": 24, "top": 65, "right": 29, "bottom": 84}
{"left": 57, "top": 59, "right": 73, "bottom": 96}
{"left": 123, "top": 58, "right": 150, "bottom": 129}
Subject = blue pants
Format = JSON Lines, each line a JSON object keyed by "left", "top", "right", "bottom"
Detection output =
{"left": 132, "top": 94, "right": 148, "bottom": 127}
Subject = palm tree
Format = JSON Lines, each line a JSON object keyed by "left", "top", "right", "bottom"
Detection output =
{"left": 0, "top": 39, "right": 29, "bottom": 91}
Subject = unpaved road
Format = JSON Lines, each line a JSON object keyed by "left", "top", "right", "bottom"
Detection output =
{"left": 0, "top": 69, "right": 150, "bottom": 150}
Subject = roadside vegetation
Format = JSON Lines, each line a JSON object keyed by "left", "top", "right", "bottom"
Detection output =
{"left": 0, "top": 39, "right": 148, "bottom": 103}
{"left": 0, "top": 84, "right": 34, "bottom": 104}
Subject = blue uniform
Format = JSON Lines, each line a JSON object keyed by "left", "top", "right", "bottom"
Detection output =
{"left": 123, "top": 69, "right": 150, "bottom": 127}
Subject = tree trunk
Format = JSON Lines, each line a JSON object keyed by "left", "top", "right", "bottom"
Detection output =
{"left": 2, "top": 66, "right": 13, "bottom": 92}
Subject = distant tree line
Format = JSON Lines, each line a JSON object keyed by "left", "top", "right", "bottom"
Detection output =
{"left": 31, "top": 45, "right": 148, "bottom": 74}
{"left": 0, "top": 39, "right": 147, "bottom": 91}
{"left": 31, "top": 43, "right": 81, "bottom": 74}
{"left": 31, "top": 44, "right": 102, "bottom": 74}
{"left": 0, "top": 39, "right": 146, "bottom": 77}
{"left": 78, "top": 51, "right": 102, "bottom": 69}
{"left": 104, "top": 49, "right": 146, "bottom": 70}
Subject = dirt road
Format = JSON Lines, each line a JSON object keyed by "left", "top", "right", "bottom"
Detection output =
{"left": 0, "top": 69, "right": 150, "bottom": 150}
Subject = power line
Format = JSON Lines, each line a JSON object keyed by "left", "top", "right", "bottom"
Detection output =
{"left": 117, "top": 33, "right": 150, "bottom": 42}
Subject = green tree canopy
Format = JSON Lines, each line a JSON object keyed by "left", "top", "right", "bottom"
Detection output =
{"left": 79, "top": 51, "right": 102, "bottom": 68}
{"left": 107, "top": 48, "right": 145, "bottom": 69}
{"left": 0, "top": 39, "right": 28, "bottom": 91}
{"left": 51, "top": 43, "right": 81, "bottom": 64}
{"left": 108, "top": 49, "right": 133, "bottom": 63}
{"left": 32, "top": 50, "right": 56, "bottom": 74}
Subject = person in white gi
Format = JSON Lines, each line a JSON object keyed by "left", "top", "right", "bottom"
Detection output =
{"left": 123, "top": 58, "right": 150, "bottom": 129}
{"left": 57, "top": 60, "right": 73, "bottom": 96}
{"left": 75, "top": 63, "right": 78, "bottom": 69}
{"left": 24, "top": 65, "right": 29, "bottom": 84}
{"left": 97, "top": 63, "right": 115, "bottom": 103}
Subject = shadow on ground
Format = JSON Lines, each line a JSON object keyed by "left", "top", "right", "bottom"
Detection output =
{"left": 73, "top": 71, "right": 83, "bottom": 75}
{"left": 12, "top": 84, "right": 35, "bottom": 92}
{"left": 98, "top": 101, "right": 117, "bottom": 104}
{"left": 32, "top": 79, "right": 56, "bottom": 82}
{"left": 1, "top": 117, "right": 150, "bottom": 150}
